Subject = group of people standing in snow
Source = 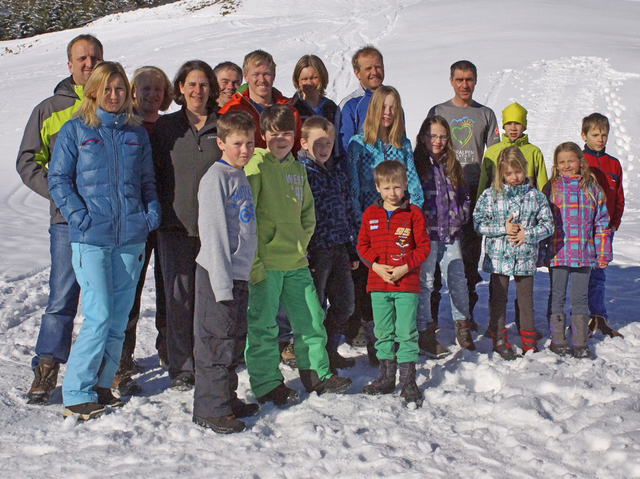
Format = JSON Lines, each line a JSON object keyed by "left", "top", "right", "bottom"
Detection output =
{"left": 16, "top": 34, "right": 624, "bottom": 432}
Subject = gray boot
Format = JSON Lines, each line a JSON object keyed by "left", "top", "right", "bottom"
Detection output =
{"left": 362, "top": 359, "right": 396, "bottom": 395}
{"left": 398, "top": 362, "right": 423, "bottom": 408}
{"left": 549, "top": 313, "right": 571, "bottom": 356}
{"left": 571, "top": 314, "right": 592, "bottom": 359}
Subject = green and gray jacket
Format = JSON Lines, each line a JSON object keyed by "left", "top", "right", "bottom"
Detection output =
{"left": 16, "top": 76, "right": 83, "bottom": 224}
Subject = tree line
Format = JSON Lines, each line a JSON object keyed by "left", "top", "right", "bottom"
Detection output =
{"left": 0, "top": 1, "right": 174, "bottom": 41}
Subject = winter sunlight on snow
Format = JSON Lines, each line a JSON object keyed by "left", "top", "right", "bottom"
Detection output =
{"left": 1, "top": 0, "right": 640, "bottom": 477}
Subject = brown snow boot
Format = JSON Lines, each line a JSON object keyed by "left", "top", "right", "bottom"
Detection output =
{"left": 27, "top": 357, "right": 60, "bottom": 405}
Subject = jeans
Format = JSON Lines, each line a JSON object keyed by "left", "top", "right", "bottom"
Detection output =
{"left": 32, "top": 224, "right": 81, "bottom": 368}
{"left": 588, "top": 233, "right": 612, "bottom": 319}
{"left": 417, "top": 239, "right": 469, "bottom": 331}
{"left": 549, "top": 266, "right": 591, "bottom": 316}
{"left": 63, "top": 242, "right": 145, "bottom": 407}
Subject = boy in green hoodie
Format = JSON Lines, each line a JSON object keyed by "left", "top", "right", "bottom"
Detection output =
{"left": 477, "top": 102, "right": 548, "bottom": 197}
{"left": 244, "top": 105, "right": 352, "bottom": 405}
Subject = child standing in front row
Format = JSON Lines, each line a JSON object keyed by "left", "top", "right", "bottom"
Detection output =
{"left": 244, "top": 105, "right": 352, "bottom": 405}
{"left": 541, "top": 142, "right": 611, "bottom": 359}
{"left": 192, "top": 111, "right": 259, "bottom": 434}
{"left": 347, "top": 86, "right": 424, "bottom": 364}
{"left": 474, "top": 147, "right": 553, "bottom": 359}
{"left": 358, "top": 161, "right": 430, "bottom": 408}
{"left": 298, "top": 116, "right": 359, "bottom": 374}
{"left": 414, "top": 115, "right": 473, "bottom": 358}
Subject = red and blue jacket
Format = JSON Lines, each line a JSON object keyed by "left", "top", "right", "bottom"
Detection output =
{"left": 583, "top": 145, "right": 624, "bottom": 231}
{"left": 357, "top": 197, "right": 430, "bottom": 294}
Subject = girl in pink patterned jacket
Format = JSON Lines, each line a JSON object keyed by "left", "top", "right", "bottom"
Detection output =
{"left": 541, "top": 142, "right": 611, "bottom": 359}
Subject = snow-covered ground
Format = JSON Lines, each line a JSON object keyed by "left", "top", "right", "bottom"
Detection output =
{"left": 1, "top": 0, "right": 640, "bottom": 477}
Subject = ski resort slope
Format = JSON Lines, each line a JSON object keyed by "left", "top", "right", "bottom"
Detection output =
{"left": 1, "top": 0, "right": 640, "bottom": 477}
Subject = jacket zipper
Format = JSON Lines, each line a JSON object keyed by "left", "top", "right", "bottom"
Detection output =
{"left": 112, "top": 126, "right": 121, "bottom": 246}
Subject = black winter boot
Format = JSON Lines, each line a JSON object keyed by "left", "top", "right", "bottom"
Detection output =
{"left": 418, "top": 323, "right": 450, "bottom": 359}
{"left": 363, "top": 321, "right": 379, "bottom": 366}
{"left": 398, "top": 362, "right": 423, "bottom": 408}
{"left": 326, "top": 333, "right": 356, "bottom": 375}
{"left": 362, "top": 359, "right": 397, "bottom": 395}
{"left": 299, "top": 370, "right": 352, "bottom": 395}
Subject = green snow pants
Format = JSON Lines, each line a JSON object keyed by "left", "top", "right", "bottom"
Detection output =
{"left": 246, "top": 268, "right": 331, "bottom": 397}
{"left": 371, "top": 291, "right": 420, "bottom": 363}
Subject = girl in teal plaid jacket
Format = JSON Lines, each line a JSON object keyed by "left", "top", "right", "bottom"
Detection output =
{"left": 474, "top": 147, "right": 553, "bottom": 359}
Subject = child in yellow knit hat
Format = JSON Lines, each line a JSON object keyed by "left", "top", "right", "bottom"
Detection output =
{"left": 478, "top": 102, "right": 547, "bottom": 197}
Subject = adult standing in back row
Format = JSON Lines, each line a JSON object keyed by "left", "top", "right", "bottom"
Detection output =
{"left": 152, "top": 60, "right": 222, "bottom": 390}
{"left": 17, "top": 34, "right": 104, "bottom": 405}
{"left": 428, "top": 61, "right": 500, "bottom": 330}
{"left": 338, "top": 45, "right": 386, "bottom": 355}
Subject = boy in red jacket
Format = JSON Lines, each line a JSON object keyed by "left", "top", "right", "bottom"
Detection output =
{"left": 357, "top": 161, "right": 430, "bottom": 407}
{"left": 581, "top": 113, "right": 625, "bottom": 336}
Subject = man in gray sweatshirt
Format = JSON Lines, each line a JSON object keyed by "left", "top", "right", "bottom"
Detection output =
{"left": 428, "top": 60, "right": 500, "bottom": 340}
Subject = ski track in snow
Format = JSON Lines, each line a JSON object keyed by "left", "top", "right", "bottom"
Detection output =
{"left": 2, "top": 0, "right": 640, "bottom": 477}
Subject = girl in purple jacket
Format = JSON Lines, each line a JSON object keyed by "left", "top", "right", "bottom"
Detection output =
{"left": 542, "top": 142, "right": 611, "bottom": 359}
{"left": 414, "top": 115, "right": 473, "bottom": 357}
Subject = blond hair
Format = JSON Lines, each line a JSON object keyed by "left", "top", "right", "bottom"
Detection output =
{"left": 363, "top": 85, "right": 404, "bottom": 149}
{"left": 374, "top": 160, "right": 407, "bottom": 186}
{"left": 243, "top": 50, "right": 276, "bottom": 75}
{"left": 548, "top": 142, "right": 602, "bottom": 204}
{"left": 492, "top": 146, "right": 527, "bottom": 194}
{"left": 74, "top": 62, "right": 138, "bottom": 128}
{"left": 132, "top": 66, "right": 173, "bottom": 112}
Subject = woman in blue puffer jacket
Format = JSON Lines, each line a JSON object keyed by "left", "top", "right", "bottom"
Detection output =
{"left": 49, "top": 61, "right": 160, "bottom": 420}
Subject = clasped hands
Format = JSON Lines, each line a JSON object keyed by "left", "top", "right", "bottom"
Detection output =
{"left": 505, "top": 216, "right": 525, "bottom": 247}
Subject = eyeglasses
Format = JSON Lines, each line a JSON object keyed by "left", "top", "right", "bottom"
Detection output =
{"left": 427, "top": 134, "right": 448, "bottom": 142}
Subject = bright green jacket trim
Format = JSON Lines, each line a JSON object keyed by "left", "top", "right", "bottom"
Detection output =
{"left": 477, "top": 134, "right": 548, "bottom": 200}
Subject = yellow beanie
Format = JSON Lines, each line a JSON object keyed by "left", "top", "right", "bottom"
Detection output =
{"left": 502, "top": 102, "right": 527, "bottom": 129}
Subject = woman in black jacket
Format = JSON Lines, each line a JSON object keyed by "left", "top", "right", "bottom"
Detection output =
{"left": 152, "top": 60, "right": 222, "bottom": 390}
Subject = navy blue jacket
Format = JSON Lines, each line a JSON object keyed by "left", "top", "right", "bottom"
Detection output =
{"left": 298, "top": 150, "right": 357, "bottom": 258}
{"left": 49, "top": 108, "right": 160, "bottom": 246}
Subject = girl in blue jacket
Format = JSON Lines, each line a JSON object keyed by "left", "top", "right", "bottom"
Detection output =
{"left": 346, "top": 86, "right": 423, "bottom": 364}
{"left": 474, "top": 147, "right": 553, "bottom": 359}
{"left": 49, "top": 62, "right": 160, "bottom": 420}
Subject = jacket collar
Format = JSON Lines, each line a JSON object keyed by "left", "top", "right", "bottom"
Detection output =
{"left": 503, "top": 178, "right": 532, "bottom": 197}
{"left": 97, "top": 107, "right": 127, "bottom": 127}
{"left": 373, "top": 196, "right": 410, "bottom": 212}
{"left": 584, "top": 144, "right": 606, "bottom": 157}
{"left": 501, "top": 133, "right": 529, "bottom": 147}
{"left": 297, "top": 149, "right": 334, "bottom": 170}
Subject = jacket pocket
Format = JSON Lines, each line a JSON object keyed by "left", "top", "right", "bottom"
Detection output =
{"left": 264, "top": 223, "right": 307, "bottom": 261}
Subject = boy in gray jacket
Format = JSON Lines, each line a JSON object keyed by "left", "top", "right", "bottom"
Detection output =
{"left": 192, "top": 111, "right": 259, "bottom": 434}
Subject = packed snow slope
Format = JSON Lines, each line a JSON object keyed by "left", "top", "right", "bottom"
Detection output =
{"left": 1, "top": 0, "right": 640, "bottom": 477}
